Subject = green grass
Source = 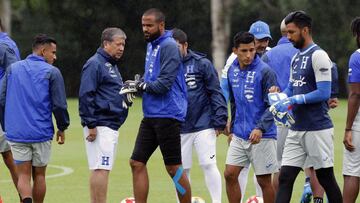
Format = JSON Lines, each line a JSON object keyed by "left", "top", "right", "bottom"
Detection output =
{"left": 0, "top": 98, "right": 347, "bottom": 202}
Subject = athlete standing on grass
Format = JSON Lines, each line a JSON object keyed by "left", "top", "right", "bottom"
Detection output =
{"left": 220, "top": 21, "right": 273, "bottom": 202}
{"left": 224, "top": 31, "right": 278, "bottom": 203}
{"left": 127, "top": 8, "right": 191, "bottom": 203}
{"left": 271, "top": 11, "right": 342, "bottom": 203}
{"left": 172, "top": 28, "right": 227, "bottom": 203}
{"left": 343, "top": 16, "right": 360, "bottom": 203}
{"left": 0, "top": 34, "right": 69, "bottom": 203}
{"left": 79, "top": 27, "right": 131, "bottom": 203}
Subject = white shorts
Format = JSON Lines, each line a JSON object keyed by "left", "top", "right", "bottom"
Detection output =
{"left": 84, "top": 126, "right": 119, "bottom": 170}
{"left": 276, "top": 126, "right": 289, "bottom": 167}
{"left": 226, "top": 136, "right": 278, "bottom": 175}
{"left": 343, "top": 130, "right": 360, "bottom": 177}
{"left": 282, "top": 128, "right": 334, "bottom": 170}
{"left": 180, "top": 128, "right": 217, "bottom": 169}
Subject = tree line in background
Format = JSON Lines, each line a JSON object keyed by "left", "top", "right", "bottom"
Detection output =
{"left": 0, "top": 0, "right": 358, "bottom": 97}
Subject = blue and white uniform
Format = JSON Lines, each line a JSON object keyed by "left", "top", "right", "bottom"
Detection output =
{"left": 131, "top": 31, "right": 187, "bottom": 166}
{"left": 281, "top": 44, "right": 335, "bottom": 170}
{"left": 180, "top": 50, "right": 227, "bottom": 203}
{"left": 225, "top": 55, "right": 278, "bottom": 175}
{"left": 180, "top": 49, "right": 227, "bottom": 167}
{"left": 343, "top": 49, "right": 360, "bottom": 177}
{"left": 79, "top": 48, "right": 128, "bottom": 170}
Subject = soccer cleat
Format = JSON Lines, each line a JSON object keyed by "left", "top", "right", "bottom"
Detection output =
{"left": 300, "top": 182, "right": 313, "bottom": 203}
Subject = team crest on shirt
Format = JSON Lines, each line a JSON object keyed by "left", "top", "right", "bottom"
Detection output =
{"left": 105, "top": 62, "right": 117, "bottom": 78}
{"left": 244, "top": 71, "right": 256, "bottom": 102}
{"left": 349, "top": 68, "right": 352, "bottom": 76}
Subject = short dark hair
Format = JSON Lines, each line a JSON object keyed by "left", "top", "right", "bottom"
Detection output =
{"left": 284, "top": 10, "right": 312, "bottom": 31}
{"left": 32, "top": 34, "right": 57, "bottom": 50}
{"left": 100, "top": 27, "right": 126, "bottom": 48}
{"left": 172, "top": 28, "right": 187, "bottom": 44}
{"left": 351, "top": 17, "right": 360, "bottom": 37}
{"left": 233, "top": 31, "right": 255, "bottom": 48}
{"left": 143, "top": 8, "right": 165, "bottom": 23}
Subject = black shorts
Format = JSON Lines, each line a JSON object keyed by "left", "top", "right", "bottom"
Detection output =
{"left": 131, "top": 118, "right": 182, "bottom": 165}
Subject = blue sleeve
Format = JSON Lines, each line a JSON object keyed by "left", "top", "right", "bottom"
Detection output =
{"left": 282, "top": 82, "right": 293, "bottom": 97}
{"left": 256, "top": 67, "right": 278, "bottom": 132}
{"left": 146, "top": 42, "right": 182, "bottom": 94}
{"left": 220, "top": 77, "right": 230, "bottom": 103}
{"left": 0, "top": 43, "right": 18, "bottom": 71}
{"left": 301, "top": 81, "right": 331, "bottom": 104}
{"left": 331, "top": 63, "right": 339, "bottom": 98}
{"left": 50, "top": 68, "right": 70, "bottom": 131}
{"left": 349, "top": 52, "right": 360, "bottom": 83}
{"left": 79, "top": 60, "right": 102, "bottom": 128}
{"left": 201, "top": 59, "right": 228, "bottom": 130}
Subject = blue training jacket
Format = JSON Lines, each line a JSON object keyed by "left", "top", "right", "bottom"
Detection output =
{"left": 262, "top": 37, "right": 298, "bottom": 91}
{"left": 0, "top": 54, "right": 69, "bottom": 143}
{"left": 181, "top": 50, "right": 227, "bottom": 133}
{"left": 79, "top": 48, "right": 128, "bottom": 130}
{"left": 142, "top": 30, "right": 187, "bottom": 121}
{"left": 228, "top": 55, "right": 277, "bottom": 140}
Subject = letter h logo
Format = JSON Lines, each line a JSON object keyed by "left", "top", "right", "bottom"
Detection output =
{"left": 101, "top": 156, "right": 110, "bottom": 166}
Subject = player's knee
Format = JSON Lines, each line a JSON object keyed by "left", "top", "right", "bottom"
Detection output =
{"left": 256, "top": 174, "right": 272, "bottom": 188}
{"left": 224, "top": 169, "right": 237, "bottom": 182}
{"left": 166, "top": 165, "right": 181, "bottom": 177}
{"left": 129, "top": 159, "right": 145, "bottom": 171}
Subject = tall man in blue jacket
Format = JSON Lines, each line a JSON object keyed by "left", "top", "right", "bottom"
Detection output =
{"left": 0, "top": 34, "right": 69, "bottom": 203}
{"left": 79, "top": 27, "right": 130, "bottom": 203}
{"left": 128, "top": 8, "right": 191, "bottom": 203}
{"left": 224, "top": 31, "right": 278, "bottom": 203}
{"left": 271, "top": 11, "right": 342, "bottom": 203}
{"left": 0, "top": 18, "right": 21, "bottom": 200}
{"left": 172, "top": 28, "right": 227, "bottom": 203}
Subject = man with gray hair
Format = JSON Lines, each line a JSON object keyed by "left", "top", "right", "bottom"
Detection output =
{"left": 79, "top": 27, "right": 131, "bottom": 203}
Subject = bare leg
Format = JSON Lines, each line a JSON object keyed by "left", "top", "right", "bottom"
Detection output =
{"left": 32, "top": 166, "right": 47, "bottom": 203}
{"left": 166, "top": 164, "right": 191, "bottom": 203}
{"left": 343, "top": 175, "right": 359, "bottom": 203}
{"left": 89, "top": 169, "right": 109, "bottom": 203}
{"left": 16, "top": 161, "right": 32, "bottom": 200}
{"left": 224, "top": 164, "right": 242, "bottom": 203}
{"left": 2, "top": 151, "right": 19, "bottom": 191}
{"left": 273, "top": 172, "right": 279, "bottom": 192}
{"left": 306, "top": 167, "right": 325, "bottom": 199}
{"left": 130, "top": 159, "right": 149, "bottom": 203}
{"left": 256, "top": 174, "right": 275, "bottom": 203}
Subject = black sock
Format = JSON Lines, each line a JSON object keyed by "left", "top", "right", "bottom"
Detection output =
{"left": 305, "top": 176, "right": 310, "bottom": 183}
{"left": 22, "top": 197, "right": 32, "bottom": 203}
{"left": 275, "top": 166, "right": 302, "bottom": 203}
{"left": 313, "top": 197, "right": 323, "bottom": 203}
{"left": 315, "top": 167, "right": 342, "bottom": 203}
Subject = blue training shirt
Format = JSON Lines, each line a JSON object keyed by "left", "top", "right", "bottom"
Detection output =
{"left": 287, "top": 44, "right": 333, "bottom": 131}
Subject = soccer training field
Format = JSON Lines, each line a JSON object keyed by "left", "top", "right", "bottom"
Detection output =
{"left": 0, "top": 98, "right": 346, "bottom": 202}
